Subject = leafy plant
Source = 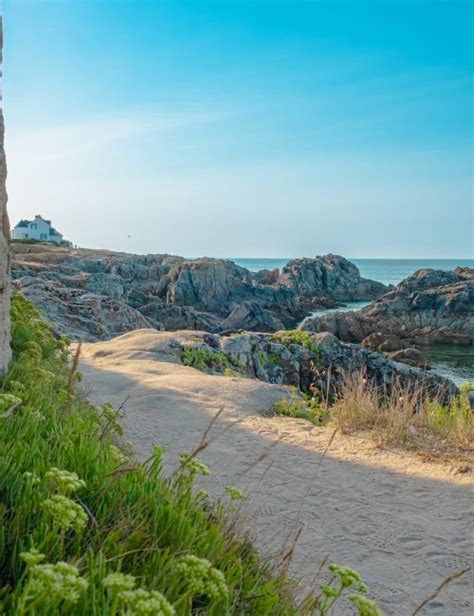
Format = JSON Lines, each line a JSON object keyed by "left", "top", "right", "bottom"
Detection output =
{"left": 182, "top": 347, "right": 244, "bottom": 374}
{"left": 272, "top": 389, "right": 329, "bottom": 426}
{"left": 269, "top": 331, "right": 321, "bottom": 357}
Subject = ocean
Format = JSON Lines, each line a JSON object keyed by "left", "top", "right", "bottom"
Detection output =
{"left": 231, "top": 257, "right": 474, "bottom": 384}
{"left": 232, "top": 257, "right": 474, "bottom": 287}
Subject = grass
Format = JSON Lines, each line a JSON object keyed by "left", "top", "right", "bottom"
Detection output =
{"left": 269, "top": 331, "right": 321, "bottom": 358}
{"left": 272, "top": 389, "right": 330, "bottom": 426}
{"left": 0, "top": 294, "right": 303, "bottom": 614}
{"left": 0, "top": 294, "right": 382, "bottom": 615}
{"left": 182, "top": 348, "right": 244, "bottom": 375}
{"left": 332, "top": 371, "right": 474, "bottom": 450}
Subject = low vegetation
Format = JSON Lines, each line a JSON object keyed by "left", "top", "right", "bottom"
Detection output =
{"left": 182, "top": 347, "right": 244, "bottom": 375}
{"left": 272, "top": 389, "right": 330, "bottom": 426}
{"left": 0, "top": 293, "right": 380, "bottom": 614}
{"left": 269, "top": 331, "right": 321, "bottom": 357}
{"left": 332, "top": 372, "right": 474, "bottom": 450}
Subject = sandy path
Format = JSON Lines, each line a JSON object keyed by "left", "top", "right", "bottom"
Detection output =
{"left": 79, "top": 330, "right": 474, "bottom": 615}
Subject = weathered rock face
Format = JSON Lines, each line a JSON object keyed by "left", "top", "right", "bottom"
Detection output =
{"left": 134, "top": 329, "right": 458, "bottom": 404}
{"left": 279, "top": 254, "right": 389, "bottom": 310}
{"left": 11, "top": 245, "right": 389, "bottom": 340}
{"left": 301, "top": 268, "right": 474, "bottom": 347}
{"left": 219, "top": 300, "right": 285, "bottom": 333}
{"left": 16, "top": 276, "right": 158, "bottom": 342}
{"left": 0, "top": 19, "right": 12, "bottom": 372}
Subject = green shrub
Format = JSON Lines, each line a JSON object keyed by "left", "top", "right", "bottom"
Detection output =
{"left": 0, "top": 293, "right": 379, "bottom": 615}
{"left": 182, "top": 347, "right": 244, "bottom": 375}
{"left": 269, "top": 331, "right": 321, "bottom": 357}
{"left": 0, "top": 294, "right": 300, "bottom": 614}
{"left": 272, "top": 390, "right": 329, "bottom": 426}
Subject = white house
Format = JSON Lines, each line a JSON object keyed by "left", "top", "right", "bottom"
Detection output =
{"left": 11, "top": 215, "right": 64, "bottom": 245}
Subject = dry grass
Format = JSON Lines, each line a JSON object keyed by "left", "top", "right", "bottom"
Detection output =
{"left": 332, "top": 371, "right": 474, "bottom": 452}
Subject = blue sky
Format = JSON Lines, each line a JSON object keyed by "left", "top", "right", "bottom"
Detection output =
{"left": 2, "top": 0, "right": 473, "bottom": 257}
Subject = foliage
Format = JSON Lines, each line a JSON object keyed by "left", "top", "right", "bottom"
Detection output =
{"left": 0, "top": 293, "right": 380, "bottom": 615}
{"left": 272, "top": 389, "right": 329, "bottom": 426}
{"left": 0, "top": 293, "right": 302, "bottom": 614}
{"left": 269, "top": 331, "right": 321, "bottom": 358}
{"left": 182, "top": 347, "right": 244, "bottom": 375}
{"left": 332, "top": 371, "right": 474, "bottom": 449}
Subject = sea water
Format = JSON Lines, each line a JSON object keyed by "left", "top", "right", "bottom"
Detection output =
{"left": 231, "top": 257, "right": 474, "bottom": 384}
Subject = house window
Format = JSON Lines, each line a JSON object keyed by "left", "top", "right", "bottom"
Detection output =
{"left": 31, "top": 223, "right": 37, "bottom": 229}
{"left": 40, "top": 233, "right": 47, "bottom": 240}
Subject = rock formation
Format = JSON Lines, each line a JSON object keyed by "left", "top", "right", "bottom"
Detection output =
{"left": 11, "top": 244, "right": 389, "bottom": 340}
{"left": 301, "top": 267, "right": 474, "bottom": 348}
{"left": 123, "top": 329, "right": 458, "bottom": 404}
{"left": 0, "top": 19, "right": 11, "bottom": 372}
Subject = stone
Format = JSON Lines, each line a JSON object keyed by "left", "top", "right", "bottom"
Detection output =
{"left": 219, "top": 300, "right": 285, "bottom": 333}
{"left": 301, "top": 267, "right": 474, "bottom": 347}
{"left": 388, "top": 348, "right": 431, "bottom": 370}
{"left": 11, "top": 245, "right": 389, "bottom": 341}
{"left": 0, "top": 19, "right": 12, "bottom": 372}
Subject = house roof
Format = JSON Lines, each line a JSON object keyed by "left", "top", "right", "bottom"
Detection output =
{"left": 15, "top": 219, "right": 31, "bottom": 228}
{"left": 49, "top": 227, "right": 62, "bottom": 237}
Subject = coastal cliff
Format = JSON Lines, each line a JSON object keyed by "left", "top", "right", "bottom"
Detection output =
{"left": 11, "top": 244, "right": 388, "bottom": 341}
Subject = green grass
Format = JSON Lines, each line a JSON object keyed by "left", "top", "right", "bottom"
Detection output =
{"left": 272, "top": 390, "right": 330, "bottom": 426}
{"left": 0, "top": 294, "right": 301, "bottom": 615}
{"left": 269, "top": 331, "right": 321, "bottom": 357}
{"left": 182, "top": 348, "right": 244, "bottom": 375}
{"left": 0, "top": 294, "right": 380, "bottom": 615}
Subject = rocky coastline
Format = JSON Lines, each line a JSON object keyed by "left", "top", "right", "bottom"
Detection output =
{"left": 11, "top": 244, "right": 389, "bottom": 340}
{"left": 11, "top": 242, "right": 472, "bottom": 401}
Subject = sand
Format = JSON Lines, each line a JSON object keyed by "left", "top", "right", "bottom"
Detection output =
{"left": 79, "top": 329, "right": 474, "bottom": 615}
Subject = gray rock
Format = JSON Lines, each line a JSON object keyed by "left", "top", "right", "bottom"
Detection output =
{"left": 11, "top": 246, "right": 389, "bottom": 340}
{"left": 301, "top": 267, "right": 474, "bottom": 347}
{"left": 219, "top": 300, "right": 285, "bottom": 333}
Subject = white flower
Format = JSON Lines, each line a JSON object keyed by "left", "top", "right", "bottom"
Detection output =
{"left": 175, "top": 554, "right": 229, "bottom": 600}
{"left": 224, "top": 485, "right": 246, "bottom": 501}
{"left": 45, "top": 467, "right": 86, "bottom": 494}
{"left": 42, "top": 495, "right": 88, "bottom": 532}
{"left": 25, "top": 561, "right": 88, "bottom": 604}
{"left": 118, "top": 588, "right": 175, "bottom": 615}
{"left": 102, "top": 572, "right": 136, "bottom": 592}
{"left": 178, "top": 453, "right": 210, "bottom": 476}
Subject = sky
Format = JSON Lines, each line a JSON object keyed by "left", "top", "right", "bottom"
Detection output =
{"left": 2, "top": 0, "right": 473, "bottom": 258}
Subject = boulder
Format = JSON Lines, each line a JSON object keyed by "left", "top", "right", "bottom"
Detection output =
{"left": 219, "top": 300, "right": 284, "bottom": 333}
{"left": 388, "top": 348, "right": 431, "bottom": 370}
{"left": 301, "top": 267, "right": 474, "bottom": 347}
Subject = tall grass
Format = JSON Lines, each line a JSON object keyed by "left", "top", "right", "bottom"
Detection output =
{"left": 0, "top": 294, "right": 301, "bottom": 614}
{"left": 332, "top": 371, "right": 474, "bottom": 449}
{"left": 0, "top": 294, "right": 380, "bottom": 615}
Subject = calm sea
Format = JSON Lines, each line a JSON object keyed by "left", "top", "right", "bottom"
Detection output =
{"left": 231, "top": 257, "right": 474, "bottom": 287}
{"left": 231, "top": 257, "right": 474, "bottom": 384}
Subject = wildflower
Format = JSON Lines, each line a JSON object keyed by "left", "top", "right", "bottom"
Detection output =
{"left": 20, "top": 548, "right": 45, "bottom": 566}
{"left": 25, "top": 561, "right": 88, "bottom": 604}
{"left": 118, "top": 588, "right": 175, "bottom": 615}
{"left": 45, "top": 467, "right": 87, "bottom": 494}
{"left": 102, "top": 572, "right": 136, "bottom": 592}
{"left": 178, "top": 453, "right": 210, "bottom": 476}
{"left": 23, "top": 471, "right": 41, "bottom": 485}
{"left": 348, "top": 595, "right": 383, "bottom": 616}
{"left": 0, "top": 393, "right": 22, "bottom": 415}
{"left": 327, "top": 564, "right": 362, "bottom": 588}
{"left": 102, "top": 402, "right": 118, "bottom": 422}
{"left": 224, "top": 485, "right": 246, "bottom": 501}
{"left": 175, "top": 554, "right": 229, "bottom": 600}
{"left": 42, "top": 495, "right": 88, "bottom": 532}
{"left": 109, "top": 445, "right": 128, "bottom": 465}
